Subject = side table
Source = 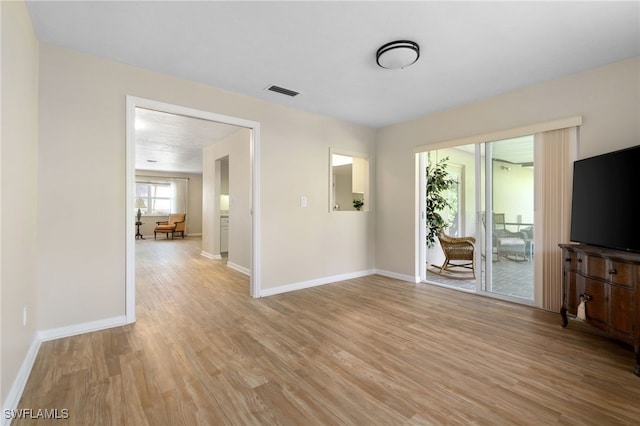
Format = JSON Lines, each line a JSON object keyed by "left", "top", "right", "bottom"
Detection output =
{"left": 135, "top": 222, "right": 144, "bottom": 240}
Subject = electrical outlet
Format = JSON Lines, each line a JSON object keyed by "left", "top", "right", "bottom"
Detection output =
{"left": 300, "top": 196, "right": 308, "bottom": 208}
{"left": 23, "top": 305, "right": 27, "bottom": 327}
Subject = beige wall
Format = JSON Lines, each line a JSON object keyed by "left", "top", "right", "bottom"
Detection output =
{"left": 492, "top": 160, "right": 534, "bottom": 225}
{"left": 134, "top": 170, "right": 203, "bottom": 237}
{"left": 375, "top": 57, "right": 640, "bottom": 279}
{"left": 334, "top": 170, "right": 354, "bottom": 211}
{"left": 202, "top": 128, "right": 251, "bottom": 270}
{"left": 37, "top": 43, "right": 376, "bottom": 329}
{"left": 1, "top": 0, "right": 39, "bottom": 408}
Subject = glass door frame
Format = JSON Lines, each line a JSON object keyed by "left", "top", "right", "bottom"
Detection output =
{"left": 419, "top": 142, "right": 535, "bottom": 306}
{"left": 418, "top": 148, "right": 484, "bottom": 293}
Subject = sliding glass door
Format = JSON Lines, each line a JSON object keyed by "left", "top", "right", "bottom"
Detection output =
{"left": 483, "top": 137, "right": 534, "bottom": 300}
{"left": 422, "top": 136, "right": 535, "bottom": 304}
{"left": 423, "top": 145, "right": 478, "bottom": 292}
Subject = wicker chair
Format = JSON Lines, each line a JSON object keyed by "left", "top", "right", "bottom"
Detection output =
{"left": 437, "top": 233, "right": 476, "bottom": 279}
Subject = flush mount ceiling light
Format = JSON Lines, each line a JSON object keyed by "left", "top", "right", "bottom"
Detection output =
{"left": 376, "top": 40, "right": 420, "bottom": 69}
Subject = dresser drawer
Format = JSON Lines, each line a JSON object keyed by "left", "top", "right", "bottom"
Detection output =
{"left": 609, "top": 260, "right": 635, "bottom": 288}
{"left": 583, "top": 254, "right": 606, "bottom": 279}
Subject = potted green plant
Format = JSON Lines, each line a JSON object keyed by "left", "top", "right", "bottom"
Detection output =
{"left": 353, "top": 198, "right": 364, "bottom": 211}
{"left": 426, "top": 156, "right": 456, "bottom": 248}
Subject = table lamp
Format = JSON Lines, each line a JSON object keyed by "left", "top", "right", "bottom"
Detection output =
{"left": 135, "top": 198, "right": 147, "bottom": 222}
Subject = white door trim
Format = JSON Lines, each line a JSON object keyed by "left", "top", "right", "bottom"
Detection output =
{"left": 125, "top": 96, "right": 261, "bottom": 324}
{"left": 417, "top": 152, "right": 427, "bottom": 282}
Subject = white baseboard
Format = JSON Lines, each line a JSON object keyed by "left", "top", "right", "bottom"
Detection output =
{"left": 259, "top": 269, "right": 375, "bottom": 297}
{"left": 1, "top": 336, "right": 40, "bottom": 426}
{"left": 227, "top": 262, "right": 250, "bottom": 276}
{"left": 374, "top": 269, "right": 420, "bottom": 283}
{"left": 200, "top": 251, "right": 222, "bottom": 260}
{"left": 38, "top": 315, "right": 127, "bottom": 342}
{"left": 2, "top": 315, "right": 126, "bottom": 426}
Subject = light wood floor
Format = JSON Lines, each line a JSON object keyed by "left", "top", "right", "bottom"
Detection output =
{"left": 15, "top": 237, "right": 640, "bottom": 425}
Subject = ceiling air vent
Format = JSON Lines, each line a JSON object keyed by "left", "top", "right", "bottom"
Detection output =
{"left": 267, "top": 85, "right": 299, "bottom": 97}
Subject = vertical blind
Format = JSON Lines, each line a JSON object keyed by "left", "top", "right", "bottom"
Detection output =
{"left": 535, "top": 127, "right": 577, "bottom": 312}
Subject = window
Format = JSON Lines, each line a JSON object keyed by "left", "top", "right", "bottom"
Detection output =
{"left": 136, "top": 181, "right": 172, "bottom": 216}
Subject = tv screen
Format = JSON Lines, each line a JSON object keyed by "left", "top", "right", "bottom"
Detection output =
{"left": 570, "top": 145, "right": 640, "bottom": 253}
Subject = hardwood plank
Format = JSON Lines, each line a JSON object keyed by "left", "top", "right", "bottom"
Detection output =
{"left": 14, "top": 237, "right": 640, "bottom": 425}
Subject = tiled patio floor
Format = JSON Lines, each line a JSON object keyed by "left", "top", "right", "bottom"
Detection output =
{"left": 426, "top": 255, "right": 534, "bottom": 301}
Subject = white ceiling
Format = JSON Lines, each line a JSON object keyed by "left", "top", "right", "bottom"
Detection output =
{"left": 135, "top": 108, "right": 240, "bottom": 173}
{"left": 26, "top": 1, "right": 640, "bottom": 173}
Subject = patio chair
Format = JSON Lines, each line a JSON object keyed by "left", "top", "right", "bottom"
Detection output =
{"left": 436, "top": 233, "right": 476, "bottom": 279}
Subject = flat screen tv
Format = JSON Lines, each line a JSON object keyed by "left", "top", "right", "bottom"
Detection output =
{"left": 570, "top": 145, "right": 640, "bottom": 253}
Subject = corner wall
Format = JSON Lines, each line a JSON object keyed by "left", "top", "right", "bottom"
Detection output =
{"left": 202, "top": 128, "right": 251, "bottom": 271}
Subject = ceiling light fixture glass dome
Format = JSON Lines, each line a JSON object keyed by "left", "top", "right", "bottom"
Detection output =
{"left": 376, "top": 40, "right": 420, "bottom": 69}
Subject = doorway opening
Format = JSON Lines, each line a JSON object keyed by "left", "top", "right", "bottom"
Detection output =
{"left": 125, "top": 96, "right": 261, "bottom": 324}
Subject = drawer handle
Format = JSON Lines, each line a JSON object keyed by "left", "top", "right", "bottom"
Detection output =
{"left": 609, "top": 268, "right": 617, "bottom": 275}
{"left": 565, "top": 257, "right": 571, "bottom": 262}
{"left": 578, "top": 258, "right": 583, "bottom": 263}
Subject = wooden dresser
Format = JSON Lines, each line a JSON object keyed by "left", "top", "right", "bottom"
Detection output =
{"left": 559, "top": 244, "right": 640, "bottom": 376}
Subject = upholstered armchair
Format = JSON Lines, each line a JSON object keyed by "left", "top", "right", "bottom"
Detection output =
{"left": 154, "top": 213, "right": 186, "bottom": 240}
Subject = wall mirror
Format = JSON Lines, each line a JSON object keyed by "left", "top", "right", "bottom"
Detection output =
{"left": 330, "top": 150, "right": 370, "bottom": 212}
